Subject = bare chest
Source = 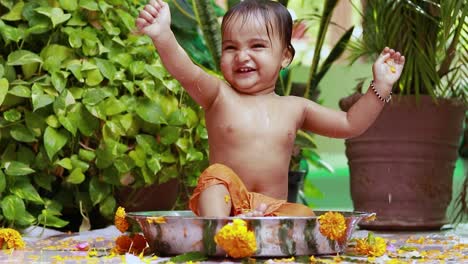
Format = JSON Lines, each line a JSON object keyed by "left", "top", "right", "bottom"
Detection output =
{"left": 206, "top": 97, "right": 299, "bottom": 147}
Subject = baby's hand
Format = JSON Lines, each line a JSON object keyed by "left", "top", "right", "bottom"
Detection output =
{"left": 372, "top": 47, "right": 405, "bottom": 86}
{"left": 237, "top": 203, "right": 268, "bottom": 217}
{"left": 136, "top": 0, "right": 171, "bottom": 40}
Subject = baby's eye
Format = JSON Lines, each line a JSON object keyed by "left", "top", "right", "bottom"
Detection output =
{"left": 223, "top": 45, "right": 235, "bottom": 50}
{"left": 252, "top": 44, "right": 266, "bottom": 49}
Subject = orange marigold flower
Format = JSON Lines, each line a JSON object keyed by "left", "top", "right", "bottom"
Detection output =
{"left": 112, "top": 235, "right": 132, "bottom": 254}
{"left": 115, "top": 206, "right": 129, "bottom": 233}
{"left": 318, "top": 212, "right": 347, "bottom": 241}
{"left": 129, "top": 233, "right": 147, "bottom": 255}
{"left": 0, "top": 228, "right": 25, "bottom": 249}
{"left": 214, "top": 218, "right": 257, "bottom": 258}
{"left": 355, "top": 232, "right": 387, "bottom": 257}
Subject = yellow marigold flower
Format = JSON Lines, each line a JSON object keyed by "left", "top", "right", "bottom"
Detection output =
{"left": 318, "top": 212, "right": 347, "bottom": 241}
{"left": 224, "top": 195, "right": 230, "bottom": 204}
{"left": 115, "top": 206, "right": 129, "bottom": 233}
{"left": 0, "top": 228, "right": 25, "bottom": 249}
{"left": 214, "top": 218, "right": 257, "bottom": 258}
{"left": 355, "top": 232, "right": 387, "bottom": 257}
{"left": 309, "top": 255, "right": 317, "bottom": 263}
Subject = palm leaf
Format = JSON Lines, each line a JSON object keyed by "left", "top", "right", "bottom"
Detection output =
{"left": 303, "top": 0, "right": 340, "bottom": 99}
{"left": 307, "top": 26, "right": 354, "bottom": 99}
{"left": 349, "top": 0, "right": 466, "bottom": 103}
{"left": 192, "top": 0, "right": 222, "bottom": 71}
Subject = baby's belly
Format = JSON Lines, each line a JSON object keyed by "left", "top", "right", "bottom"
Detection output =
{"left": 211, "top": 153, "right": 290, "bottom": 200}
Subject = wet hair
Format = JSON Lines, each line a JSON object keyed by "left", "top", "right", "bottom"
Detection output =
{"left": 221, "top": 0, "right": 295, "bottom": 61}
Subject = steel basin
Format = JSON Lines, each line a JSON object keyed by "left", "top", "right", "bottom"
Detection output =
{"left": 127, "top": 210, "right": 374, "bottom": 257}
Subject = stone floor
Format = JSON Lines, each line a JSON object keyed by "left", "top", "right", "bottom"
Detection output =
{"left": 0, "top": 224, "right": 466, "bottom": 263}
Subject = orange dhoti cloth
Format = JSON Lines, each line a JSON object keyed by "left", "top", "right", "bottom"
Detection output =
{"left": 189, "top": 163, "right": 314, "bottom": 216}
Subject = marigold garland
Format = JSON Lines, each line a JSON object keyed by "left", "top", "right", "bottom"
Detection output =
{"left": 214, "top": 218, "right": 257, "bottom": 258}
{"left": 355, "top": 232, "right": 387, "bottom": 257}
{"left": 115, "top": 206, "right": 129, "bottom": 233}
{"left": 0, "top": 228, "right": 25, "bottom": 249}
{"left": 317, "top": 211, "right": 347, "bottom": 241}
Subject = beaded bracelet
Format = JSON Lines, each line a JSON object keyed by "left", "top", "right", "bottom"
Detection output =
{"left": 370, "top": 80, "right": 392, "bottom": 103}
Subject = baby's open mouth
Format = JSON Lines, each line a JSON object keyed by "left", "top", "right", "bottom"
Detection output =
{"left": 236, "top": 67, "right": 255, "bottom": 73}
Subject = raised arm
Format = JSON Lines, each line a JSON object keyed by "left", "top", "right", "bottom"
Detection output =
{"left": 136, "top": 0, "right": 221, "bottom": 109}
{"left": 300, "top": 47, "right": 405, "bottom": 138}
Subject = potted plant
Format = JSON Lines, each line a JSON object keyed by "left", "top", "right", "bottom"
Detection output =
{"left": 0, "top": 0, "right": 209, "bottom": 230}
{"left": 277, "top": 0, "right": 354, "bottom": 203}
{"left": 339, "top": 0, "right": 467, "bottom": 230}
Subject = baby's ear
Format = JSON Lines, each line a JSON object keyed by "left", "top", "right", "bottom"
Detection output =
{"left": 281, "top": 50, "right": 293, "bottom": 68}
{"left": 281, "top": 46, "right": 294, "bottom": 68}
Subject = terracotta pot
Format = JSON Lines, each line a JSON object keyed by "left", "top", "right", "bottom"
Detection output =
{"left": 117, "top": 179, "right": 180, "bottom": 212}
{"left": 339, "top": 94, "right": 466, "bottom": 230}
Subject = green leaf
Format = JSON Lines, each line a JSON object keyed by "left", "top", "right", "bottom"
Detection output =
{"left": 99, "top": 195, "right": 116, "bottom": 219}
{"left": 170, "top": 252, "right": 207, "bottom": 263}
{"left": 84, "top": 69, "right": 103, "bottom": 86}
{"left": 60, "top": 0, "right": 78, "bottom": 11}
{"left": 135, "top": 98, "right": 166, "bottom": 124}
{"left": 101, "top": 96, "right": 126, "bottom": 116}
{"left": 3, "top": 108, "right": 21, "bottom": 122}
{"left": 147, "top": 155, "right": 161, "bottom": 175}
{"left": 25, "top": 110, "right": 46, "bottom": 137}
{"left": 34, "top": 173, "right": 54, "bottom": 191}
{"left": 1, "top": 1, "right": 24, "bottom": 21}
{"left": 51, "top": 71, "right": 67, "bottom": 92}
{"left": 111, "top": 53, "right": 132, "bottom": 68}
{"left": 160, "top": 126, "right": 181, "bottom": 145}
{"left": 176, "top": 137, "right": 190, "bottom": 152}
{"left": 0, "top": 78, "right": 8, "bottom": 105}
{"left": 136, "top": 134, "right": 158, "bottom": 155}
{"left": 10, "top": 124, "right": 36, "bottom": 142}
{"left": 145, "top": 64, "right": 165, "bottom": 80}
{"left": 0, "top": 195, "right": 28, "bottom": 221}
{"left": 79, "top": 0, "right": 99, "bottom": 10}
{"left": 167, "top": 110, "right": 186, "bottom": 126}
{"left": 67, "top": 168, "right": 85, "bottom": 184}
{"left": 114, "top": 156, "right": 135, "bottom": 173}
{"left": 7, "top": 50, "right": 43, "bottom": 66}
{"left": 94, "top": 58, "right": 116, "bottom": 81}
{"left": 56, "top": 158, "right": 73, "bottom": 170}
{"left": 8, "top": 85, "right": 31, "bottom": 98}
{"left": 114, "top": 9, "right": 134, "bottom": 32}
{"left": 0, "top": 170, "right": 6, "bottom": 193}
{"left": 67, "top": 103, "right": 99, "bottom": 136}
{"left": 38, "top": 213, "right": 69, "bottom": 228}
{"left": 4, "top": 161, "right": 35, "bottom": 176}
{"left": 44, "top": 127, "right": 69, "bottom": 159}
{"left": 40, "top": 44, "right": 74, "bottom": 72}
{"left": 129, "top": 148, "right": 146, "bottom": 168}
{"left": 158, "top": 165, "right": 178, "bottom": 184}
{"left": 70, "top": 154, "right": 89, "bottom": 172}
{"left": 35, "top": 7, "right": 71, "bottom": 27}
{"left": 187, "top": 148, "right": 203, "bottom": 161}
{"left": 128, "top": 61, "right": 146, "bottom": 76}
{"left": 31, "top": 83, "right": 55, "bottom": 111}
{"left": 89, "top": 176, "right": 111, "bottom": 206}
{"left": 11, "top": 180, "right": 44, "bottom": 204}
{"left": 79, "top": 149, "right": 95, "bottom": 162}
{"left": 0, "top": 23, "right": 24, "bottom": 43}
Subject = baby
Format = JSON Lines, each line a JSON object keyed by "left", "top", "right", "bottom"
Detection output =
{"left": 136, "top": 0, "right": 405, "bottom": 217}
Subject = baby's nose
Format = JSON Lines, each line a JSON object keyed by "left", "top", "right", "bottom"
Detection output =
{"left": 236, "top": 50, "right": 250, "bottom": 62}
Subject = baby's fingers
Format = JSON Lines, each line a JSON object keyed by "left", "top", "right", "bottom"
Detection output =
{"left": 139, "top": 9, "right": 155, "bottom": 24}
{"left": 135, "top": 18, "right": 149, "bottom": 31}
